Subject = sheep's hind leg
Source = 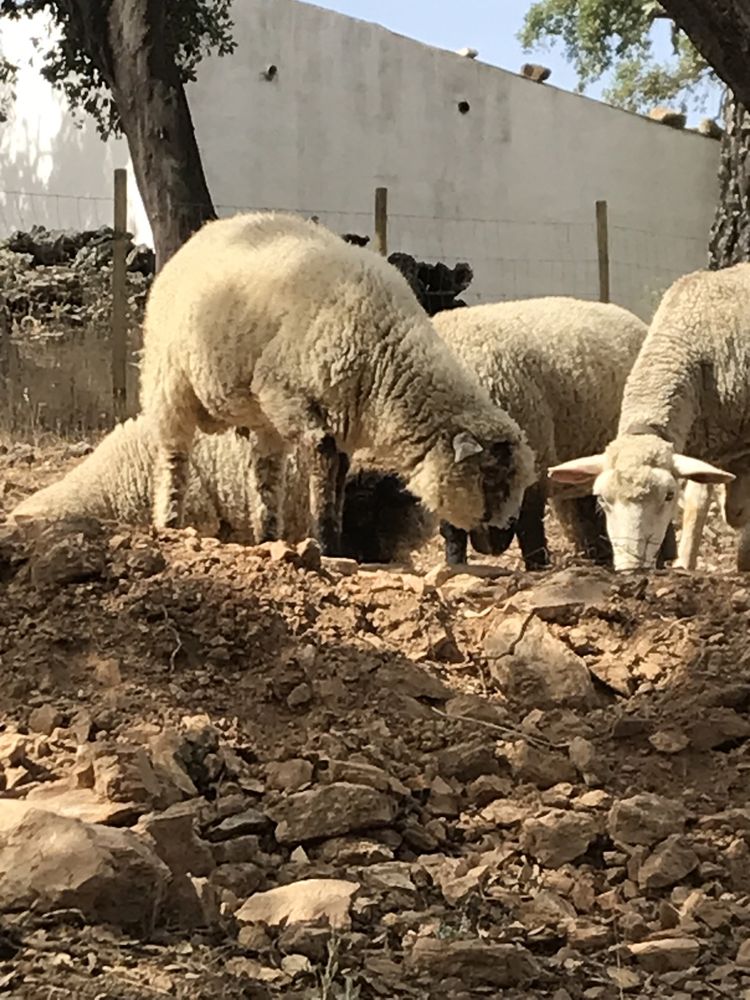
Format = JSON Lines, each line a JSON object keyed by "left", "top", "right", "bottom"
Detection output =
{"left": 516, "top": 483, "right": 549, "bottom": 571}
{"left": 309, "top": 434, "right": 348, "bottom": 556}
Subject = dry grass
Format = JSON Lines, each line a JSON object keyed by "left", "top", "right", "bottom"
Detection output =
{"left": 1, "top": 322, "right": 141, "bottom": 441}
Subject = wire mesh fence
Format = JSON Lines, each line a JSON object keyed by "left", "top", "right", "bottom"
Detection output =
{"left": 0, "top": 182, "right": 711, "bottom": 438}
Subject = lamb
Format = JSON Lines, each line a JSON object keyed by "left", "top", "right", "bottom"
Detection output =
{"left": 547, "top": 263, "right": 750, "bottom": 571}
{"left": 8, "top": 418, "right": 288, "bottom": 543}
{"left": 139, "top": 211, "right": 535, "bottom": 555}
{"left": 7, "top": 417, "right": 433, "bottom": 563}
{"left": 430, "top": 296, "right": 670, "bottom": 568}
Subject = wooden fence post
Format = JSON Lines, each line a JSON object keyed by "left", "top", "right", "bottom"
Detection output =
{"left": 595, "top": 200, "right": 610, "bottom": 304}
{"left": 375, "top": 187, "right": 388, "bottom": 256}
{"left": 112, "top": 168, "right": 128, "bottom": 421}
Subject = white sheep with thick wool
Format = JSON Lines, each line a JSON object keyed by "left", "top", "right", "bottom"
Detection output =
{"left": 548, "top": 264, "right": 749, "bottom": 571}
{"left": 139, "top": 211, "right": 535, "bottom": 554}
{"left": 8, "top": 418, "right": 271, "bottom": 541}
{"left": 431, "top": 296, "right": 661, "bottom": 567}
{"left": 7, "top": 417, "right": 432, "bottom": 563}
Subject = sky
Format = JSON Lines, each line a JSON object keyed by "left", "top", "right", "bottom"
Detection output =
{"left": 303, "top": 0, "right": 722, "bottom": 120}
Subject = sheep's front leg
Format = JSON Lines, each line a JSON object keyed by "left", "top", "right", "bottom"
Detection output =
{"left": 675, "top": 481, "right": 711, "bottom": 570}
{"left": 440, "top": 522, "right": 468, "bottom": 564}
{"left": 253, "top": 451, "right": 286, "bottom": 543}
{"left": 309, "top": 434, "right": 347, "bottom": 556}
{"left": 516, "top": 483, "right": 549, "bottom": 570}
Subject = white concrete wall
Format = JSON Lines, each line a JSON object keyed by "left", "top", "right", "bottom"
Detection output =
{"left": 188, "top": 0, "right": 719, "bottom": 320}
{"left": 0, "top": 2, "right": 719, "bottom": 320}
{"left": 0, "top": 16, "right": 150, "bottom": 243}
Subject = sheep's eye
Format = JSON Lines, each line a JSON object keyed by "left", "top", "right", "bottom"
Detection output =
{"left": 665, "top": 490, "right": 675, "bottom": 503}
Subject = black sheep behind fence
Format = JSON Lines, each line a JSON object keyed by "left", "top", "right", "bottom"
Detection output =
{"left": 339, "top": 233, "right": 474, "bottom": 317}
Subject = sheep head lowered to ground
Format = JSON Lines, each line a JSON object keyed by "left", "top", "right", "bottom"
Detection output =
{"left": 547, "top": 261, "right": 750, "bottom": 571}
{"left": 139, "top": 210, "right": 535, "bottom": 555}
{"left": 432, "top": 296, "right": 652, "bottom": 569}
{"left": 548, "top": 434, "right": 733, "bottom": 570}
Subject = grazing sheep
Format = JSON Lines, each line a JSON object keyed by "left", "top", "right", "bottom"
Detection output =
{"left": 548, "top": 264, "right": 748, "bottom": 571}
{"left": 7, "top": 417, "right": 432, "bottom": 563}
{"left": 139, "top": 211, "right": 535, "bottom": 555}
{"left": 431, "top": 296, "right": 669, "bottom": 568}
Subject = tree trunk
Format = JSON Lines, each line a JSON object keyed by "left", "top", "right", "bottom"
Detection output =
{"left": 659, "top": 0, "right": 750, "bottom": 110}
{"left": 708, "top": 91, "right": 750, "bottom": 268}
{"left": 107, "top": 0, "right": 216, "bottom": 269}
{"left": 57, "top": 0, "right": 216, "bottom": 268}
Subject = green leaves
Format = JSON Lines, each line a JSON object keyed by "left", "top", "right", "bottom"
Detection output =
{"left": 519, "top": 0, "right": 715, "bottom": 113}
{"left": 0, "top": 0, "right": 236, "bottom": 136}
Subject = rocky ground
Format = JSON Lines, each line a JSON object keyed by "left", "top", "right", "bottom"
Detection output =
{"left": 2, "top": 439, "right": 750, "bottom": 999}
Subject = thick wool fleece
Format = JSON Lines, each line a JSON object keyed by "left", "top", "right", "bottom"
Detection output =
{"left": 9, "top": 418, "right": 264, "bottom": 539}
{"left": 8, "top": 418, "right": 432, "bottom": 561}
{"left": 139, "top": 211, "right": 535, "bottom": 532}
{"left": 432, "top": 297, "right": 646, "bottom": 551}
{"left": 433, "top": 296, "right": 647, "bottom": 475}
{"left": 603, "top": 435, "right": 676, "bottom": 501}
{"left": 616, "top": 262, "right": 750, "bottom": 459}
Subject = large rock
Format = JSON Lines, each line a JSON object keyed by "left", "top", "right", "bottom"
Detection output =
{"left": 135, "top": 804, "right": 215, "bottom": 877}
{"left": 608, "top": 794, "right": 686, "bottom": 847}
{"left": 5, "top": 786, "right": 139, "bottom": 827}
{"left": 407, "top": 938, "right": 537, "bottom": 987}
{"left": 486, "top": 615, "right": 594, "bottom": 708}
{"left": 0, "top": 809, "right": 169, "bottom": 933}
{"left": 520, "top": 810, "right": 599, "bottom": 868}
{"left": 268, "top": 782, "right": 396, "bottom": 843}
{"left": 638, "top": 835, "right": 699, "bottom": 890}
{"left": 504, "top": 569, "right": 612, "bottom": 622}
{"left": 235, "top": 878, "right": 359, "bottom": 929}
{"left": 25, "top": 518, "right": 108, "bottom": 587}
{"left": 504, "top": 740, "right": 577, "bottom": 789}
{"left": 629, "top": 937, "right": 699, "bottom": 973}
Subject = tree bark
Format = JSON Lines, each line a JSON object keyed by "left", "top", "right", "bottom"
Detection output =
{"left": 107, "top": 0, "right": 216, "bottom": 268}
{"left": 59, "top": 0, "right": 216, "bottom": 269}
{"left": 708, "top": 91, "right": 750, "bottom": 268}
{"left": 659, "top": 0, "right": 750, "bottom": 110}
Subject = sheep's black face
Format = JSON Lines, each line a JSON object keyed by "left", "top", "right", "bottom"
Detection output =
{"left": 478, "top": 440, "right": 515, "bottom": 525}
{"left": 407, "top": 433, "right": 526, "bottom": 532}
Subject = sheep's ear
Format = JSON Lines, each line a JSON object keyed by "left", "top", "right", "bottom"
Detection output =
{"left": 673, "top": 454, "right": 735, "bottom": 485}
{"left": 547, "top": 455, "right": 605, "bottom": 484}
{"left": 453, "top": 432, "right": 484, "bottom": 463}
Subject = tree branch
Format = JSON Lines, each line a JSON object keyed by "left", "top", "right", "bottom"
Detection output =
{"left": 659, "top": 0, "right": 750, "bottom": 107}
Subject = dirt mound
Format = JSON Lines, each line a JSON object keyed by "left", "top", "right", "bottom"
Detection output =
{"left": 1, "top": 458, "right": 750, "bottom": 998}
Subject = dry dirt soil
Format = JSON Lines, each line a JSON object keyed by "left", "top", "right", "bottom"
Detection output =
{"left": 2, "top": 438, "right": 750, "bottom": 1000}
